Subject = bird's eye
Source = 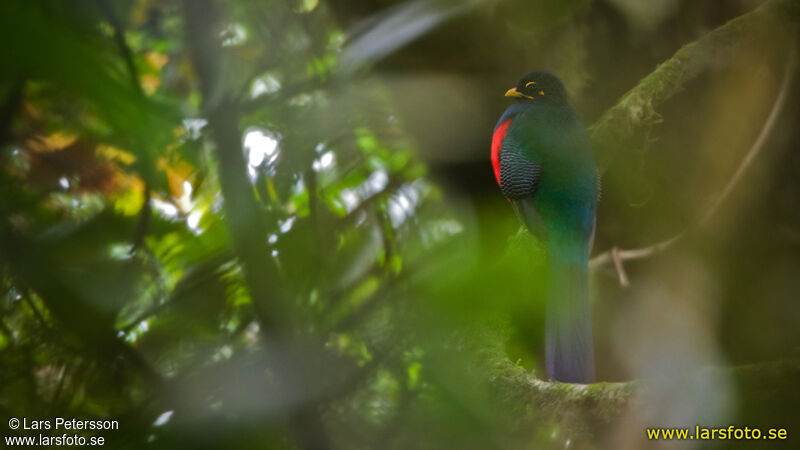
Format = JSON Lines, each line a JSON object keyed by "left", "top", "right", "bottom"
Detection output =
{"left": 539, "top": 90, "right": 544, "bottom": 95}
{"left": 525, "top": 81, "right": 536, "bottom": 88}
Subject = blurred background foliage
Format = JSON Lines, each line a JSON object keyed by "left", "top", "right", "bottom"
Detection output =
{"left": 1, "top": 0, "right": 799, "bottom": 449}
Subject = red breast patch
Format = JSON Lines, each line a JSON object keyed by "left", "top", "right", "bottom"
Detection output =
{"left": 491, "top": 119, "right": 512, "bottom": 186}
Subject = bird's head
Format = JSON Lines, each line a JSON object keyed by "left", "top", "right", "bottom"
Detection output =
{"left": 504, "top": 71, "right": 568, "bottom": 105}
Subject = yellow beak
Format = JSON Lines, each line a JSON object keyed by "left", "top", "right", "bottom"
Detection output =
{"left": 505, "top": 88, "right": 532, "bottom": 99}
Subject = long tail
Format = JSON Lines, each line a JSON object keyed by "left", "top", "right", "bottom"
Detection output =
{"left": 545, "top": 237, "right": 595, "bottom": 383}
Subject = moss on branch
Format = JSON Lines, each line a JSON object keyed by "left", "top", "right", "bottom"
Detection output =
{"left": 589, "top": 0, "right": 800, "bottom": 170}
{"left": 488, "top": 353, "right": 638, "bottom": 424}
{"left": 488, "top": 354, "right": 800, "bottom": 430}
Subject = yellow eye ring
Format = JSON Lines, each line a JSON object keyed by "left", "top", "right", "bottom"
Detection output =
{"left": 525, "top": 81, "right": 536, "bottom": 87}
{"left": 539, "top": 90, "right": 544, "bottom": 95}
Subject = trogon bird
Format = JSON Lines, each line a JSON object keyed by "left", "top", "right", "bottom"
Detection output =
{"left": 492, "top": 71, "right": 598, "bottom": 383}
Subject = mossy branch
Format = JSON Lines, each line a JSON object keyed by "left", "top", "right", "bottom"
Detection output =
{"left": 472, "top": 321, "right": 800, "bottom": 437}
{"left": 590, "top": 49, "right": 795, "bottom": 277}
{"left": 488, "top": 352, "right": 638, "bottom": 424}
{"left": 490, "top": 354, "right": 800, "bottom": 429}
{"left": 589, "top": 0, "right": 800, "bottom": 171}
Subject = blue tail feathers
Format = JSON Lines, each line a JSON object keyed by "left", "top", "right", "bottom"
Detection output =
{"left": 545, "top": 241, "right": 595, "bottom": 383}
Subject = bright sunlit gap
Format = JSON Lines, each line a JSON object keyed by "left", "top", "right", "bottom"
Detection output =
{"left": 221, "top": 23, "right": 247, "bottom": 46}
{"left": 251, "top": 73, "right": 281, "bottom": 98}
{"left": 339, "top": 169, "right": 389, "bottom": 213}
{"left": 243, "top": 127, "right": 280, "bottom": 181}
{"left": 182, "top": 118, "right": 208, "bottom": 139}
{"left": 387, "top": 182, "right": 421, "bottom": 227}
{"left": 149, "top": 179, "right": 204, "bottom": 234}
{"left": 151, "top": 198, "right": 179, "bottom": 219}
{"left": 312, "top": 150, "right": 335, "bottom": 172}
{"left": 152, "top": 410, "right": 174, "bottom": 427}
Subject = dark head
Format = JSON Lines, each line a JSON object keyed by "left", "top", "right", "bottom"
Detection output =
{"left": 504, "top": 71, "right": 568, "bottom": 105}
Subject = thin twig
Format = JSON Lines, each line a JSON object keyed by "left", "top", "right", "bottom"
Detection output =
{"left": 590, "top": 233, "right": 683, "bottom": 270}
{"left": 23, "top": 291, "right": 49, "bottom": 328}
{"left": 97, "top": 0, "right": 143, "bottom": 96}
{"left": 610, "top": 247, "right": 630, "bottom": 287}
{"left": 119, "top": 298, "right": 170, "bottom": 334}
{"left": 130, "top": 182, "right": 152, "bottom": 253}
{"left": 48, "top": 363, "right": 68, "bottom": 416}
{"left": 591, "top": 51, "right": 796, "bottom": 275}
{"left": 95, "top": 1, "right": 160, "bottom": 254}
